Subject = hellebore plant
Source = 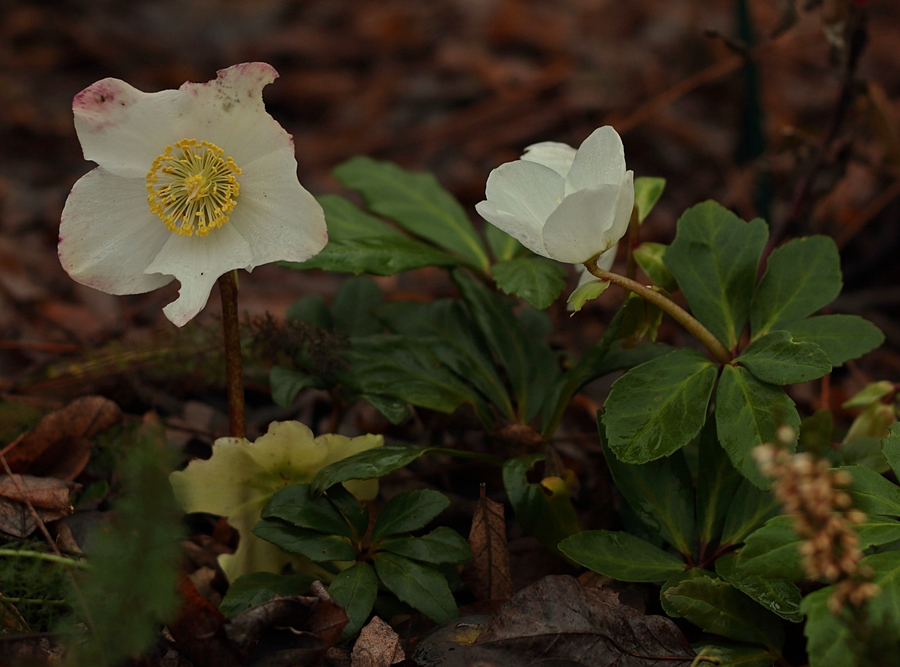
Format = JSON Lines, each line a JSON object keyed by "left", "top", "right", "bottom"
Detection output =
{"left": 169, "top": 421, "right": 382, "bottom": 582}
{"left": 59, "top": 63, "right": 328, "bottom": 435}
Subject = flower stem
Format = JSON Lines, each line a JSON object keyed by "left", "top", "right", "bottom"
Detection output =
{"left": 218, "top": 270, "right": 246, "bottom": 438}
{"left": 584, "top": 262, "right": 732, "bottom": 365}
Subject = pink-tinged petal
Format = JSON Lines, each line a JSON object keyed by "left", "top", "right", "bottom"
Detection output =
{"left": 231, "top": 148, "right": 327, "bottom": 269}
{"left": 522, "top": 141, "right": 577, "bottom": 178}
{"left": 542, "top": 184, "right": 623, "bottom": 264}
{"left": 564, "top": 126, "right": 626, "bottom": 196}
{"left": 144, "top": 224, "right": 253, "bottom": 327}
{"left": 179, "top": 63, "right": 292, "bottom": 167}
{"left": 59, "top": 168, "right": 173, "bottom": 295}
{"left": 74, "top": 80, "right": 190, "bottom": 178}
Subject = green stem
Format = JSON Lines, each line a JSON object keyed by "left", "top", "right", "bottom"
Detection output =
{"left": 584, "top": 262, "right": 732, "bottom": 366}
{"left": 218, "top": 270, "right": 246, "bottom": 438}
{"left": 0, "top": 549, "right": 88, "bottom": 569}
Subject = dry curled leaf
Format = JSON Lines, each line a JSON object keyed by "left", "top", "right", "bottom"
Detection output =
{"left": 351, "top": 616, "right": 405, "bottom": 667}
{"left": 463, "top": 488, "right": 513, "bottom": 601}
{"left": 1, "top": 395, "right": 122, "bottom": 480}
{"left": 0, "top": 474, "right": 77, "bottom": 538}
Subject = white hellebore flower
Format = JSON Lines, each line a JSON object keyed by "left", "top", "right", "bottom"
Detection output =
{"left": 59, "top": 63, "right": 327, "bottom": 327}
{"left": 476, "top": 126, "right": 633, "bottom": 267}
{"left": 169, "top": 421, "right": 382, "bottom": 582}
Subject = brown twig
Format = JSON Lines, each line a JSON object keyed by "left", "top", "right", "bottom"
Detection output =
{"left": 218, "top": 270, "right": 246, "bottom": 439}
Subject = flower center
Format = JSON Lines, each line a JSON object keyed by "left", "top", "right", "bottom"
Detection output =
{"left": 146, "top": 139, "right": 242, "bottom": 237}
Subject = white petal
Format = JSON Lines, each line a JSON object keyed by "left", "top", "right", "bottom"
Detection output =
{"left": 59, "top": 168, "right": 173, "bottom": 295}
{"left": 477, "top": 159, "right": 564, "bottom": 257}
{"left": 179, "top": 63, "right": 293, "bottom": 167}
{"left": 609, "top": 171, "right": 635, "bottom": 253}
{"left": 575, "top": 242, "right": 619, "bottom": 289}
{"left": 144, "top": 224, "right": 253, "bottom": 327}
{"left": 73, "top": 79, "right": 191, "bottom": 178}
{"left": 542, "top": 184, "right": 624, "bottom": 264}
{"left": 232, "top": 148, "right": 328, "bottom": 269}
{"left": 564, "top": 126, "right": 626, "bottom": 196}
{"left": 521, "top": 141, "right": 577, "bottom": 178}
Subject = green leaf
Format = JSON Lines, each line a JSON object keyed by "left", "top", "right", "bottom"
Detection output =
{"left": 286, "top": 294, "right": 332, "bottom": 328}
{"left": 284, "top": 195, "right": 459, "bottom": 275}
{"left": 735, "top": 516, "right": 804, "bottom": 581}
{"left": 373, "top": 552, "right": 457, "bottom": 624}
{"left": 363, "top": 394, "right": 411, "bottom": 425}
{"left": 617, "top": 293, "right": 664, "bottom": 344}
{"left": 252, "top": 519, "right": 358, "bottom": 561}
{"left": 453, "top": 268, "right": 552, "bottom": 422}
{"left": 634, "top": 176, "right": 666, "bottom": 223}
{"left": 719, "top": 479, "right": 780, "bottom": 547}
{"left": 750, "top": 236, "right": 843, "bottom": 338}
{"left": 329, "top": 561, "right": 378, "bottom": 640}
{"left": 799, "top": 409, "right": 835, "bottom": 457}
{"left": 269, "top": 366, "right": 317, "bottom": 409}
{"left": 696, "top": 421, "right": 743, "bottom": 549}
{"left": 346, "top": 335, "right": 485, "bottom": 416}
{"left": 332, "top": 276, "right": 384, "bottom": 336}
{"left": 663, "top": 201, "right": 768, "bottom": 349}
{"left": 261, "top": 483, "right": 352, "bottom": 537}
{"left": 485, "top": 224, "right": 524, "bottom": 262}
{"left": 845, "top": 381, "right": 895, "bottom": 409}
{"left": 491, "top": 257, "right": 567, "bottom": 309}
{"left": 801, "top": 587, "right": 863, "bottom": 667}
{"left": 334, "top": 156, "right": 489, "bottom": 272}
{"left": 502, "top": 455, "right": 581, "bottom": 551}
{"left": 715, "top": 365, "right": 800, "bottom": 488}
{"left": 883, "top": 423, "right": 900, "bottom": 481}
{"left": 566, "top": 278, "right": 610, "bottom": 313}
{"left": 372, "top": 489, "right": 450, "bottom": 541}
{"left": 380, "top": 527, "right": 472, "bottom": 564}
{"left": 313, "top": 444, "right": 429, "bottom": 493}
{"left": 559, "top": 530, "right": 685, "bottom": 582}
{"left": 661, "top": 569, "right": 716, "bottom": 618}
{"left": 219, "top": 572, "right": 313, "bottom": 617}
{"left": 734, "top": 330, "right": 832, "bottom": 385}
{"left": 663, "top": 575, "right": 785, "bottom": 649}
{"left": 377, "top": 299, "right": 513, "bottom": 419}
{"left": 856, "top": 517, "right": 900, "bottom": 548}
{"left": 784, "top": 315, "right": 883, "bottom": 367}
{"left": 863, "top": 551, "right": 900, "bottom": 627}
{"left": 842, "top": 464, "right": 900, "bottom": 517}
{"left": 599, "top": 432, "right": 696, "bottom": 555}
{"left": 323, "top": 484, "right": 369, "bottom": 540}
{"left": 692, "top": 642, "right": 781, "bottom": 667}
{"left": 715, "top": 554, "right": 802, "bottom": 622}
{"left": 633, "top": 242, "right": 678, "bottom": 292}
{"left": 603, "top": 349, "right": 718, "bottom": 463}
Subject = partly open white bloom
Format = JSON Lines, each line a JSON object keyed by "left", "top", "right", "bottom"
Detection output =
{"left": 59, "top": 63, "right": 327, "bottom": 326}
{"left": 476, "top": 126, "right": 633, "bottom": 265}
{"left": 169, "top": 421, "right": 382, "bottom": 582}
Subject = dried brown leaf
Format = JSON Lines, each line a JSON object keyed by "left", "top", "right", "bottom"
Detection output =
{"left": 1, "top": 396, "right": 121, "bottom": 480}
{"left": 351, "top": 616, "right": 405, "bottom": 667}
{"left": 0, "top": 475, "right": 75, "bottom": 538}
{"left": 464, "top": 490, "right": 513, "bottom": 601}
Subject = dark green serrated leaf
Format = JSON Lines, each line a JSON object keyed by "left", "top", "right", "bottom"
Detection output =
{"left": 801, "top": 587, "right": 861, "bottom": 667}
{"left": 799, "top": 409, "right": 835, "bottom": 458}
{"left": 857, "top": 517, "right": 900, "bottom": 548}
{"left": 715, "top": 365, "right": 800, "bottom": 488}
{"left": 661, "top": 569, "right": 716, "bottom": 618}
{"left": 373, "top": 552, "right": 457, "bottom": 624}
{"left": 697, "top": 420, "right": 743, "bottom": 549}
{"left": 603, "top": 349, "right": 717, "bottom": 463}
{"left": 842, "top": 464, "right": 900, "bottom": 517}
{"left": 485, "top": 223, "right": 524, "bottom": 262}
{"left": 735, "top": 516, "right": 804, "bottom": 581}
{"left": 634, "top": 176, "right": 666, "bottom": 223}
{"left": 502, "top": 455, "right": 581, "bottom": 551}
{"left": 219, "top": 572, "right": 313, "bottom": 617}
{"left": 269, "top": 366, "right": 318, "bottom": 409}
{"left": 863, "top": 551, "right": 900, "bottom": 629}
{"left": 252, "top": 519, "right": 358, "bottom": 562}
{"left": 559, "top": 530, "right": 685, "bottom": 582}
{"left": 664, "top": 201, "right": 768, "bottom": 349}
{"left": 663, "top": 575, "right": 784, "bottom": 649}
{"left": 883, "top": 423, "right": 900, "bottom": 481}
{"left": 716, "top": 554, "right": 802, "bottom": 622}
{"left": 735, "top": 330, "right": 832, "bottom": 385}
{"left": 719, "top": 479, "right": 780, "bottom": 547}
{"left": 377, "top": 299, "right": 513, "bottom": 419}
{"left": 784, "top": 314, "right": 883, "bottom": 367}
{"left": 750, "top": 236, "right": 842, "bottom": 339}
{"left": 372, "top": 489, "right": 450, "bottom": 541}
{"left": 312, "top": 444, "right": 430, "bottom": 494}
{"left": 491, "top": 257, "right": 567, "bottom": 309}
{"left": 362, "top": 394, "right": 411, "bottom": 425}
{"left": 329, "top": 561, "right": 378, "bottom": 640}
{"left": 379, "top": 527, "right": 472, "bottom": 564}
{"left": 332, "top": 276, "right": 384, "bottom": 336}
{"left": 600, "top": 432, "right": 696, "bottom": 555}
{"left": 324, "top": 484, "right": 369, "bottom": 540}
{"left": 633, "top": 242, "right": 678, "bottom": 292}
{"left": 566, "top": 278, "right": 610, "bottom": 313}
{"left": 334, "top": 156, "right": 489, "bottom": 272}
{"left": 261, "top": 483, "right": 352, "bottom": 537}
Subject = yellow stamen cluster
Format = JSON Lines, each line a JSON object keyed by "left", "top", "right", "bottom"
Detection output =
{"left": 146, "top": 139, "right": 241, "bottom": 236}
